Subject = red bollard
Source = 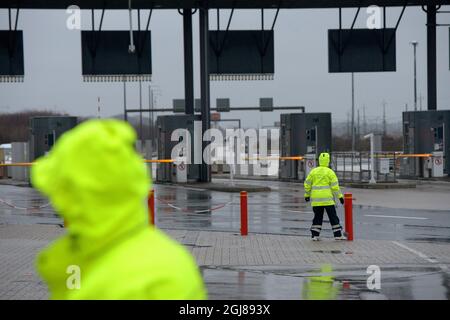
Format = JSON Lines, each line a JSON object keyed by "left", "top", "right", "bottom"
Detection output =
{"left": 240, "top": 191, "right": 248, "bottom": 236}
{"left": 148, "top": 189, "right": 155, "bottom": 226}
{"left": 344, "top": 193, "right": 353, "bottom": 241}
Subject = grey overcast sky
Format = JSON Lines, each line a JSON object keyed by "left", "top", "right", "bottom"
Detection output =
{"left": 0, "top": 6, "right": 449, "bottom": 128}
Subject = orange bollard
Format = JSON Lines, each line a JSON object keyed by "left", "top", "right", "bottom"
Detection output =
{"left": 148, "top": 189, "right": 155, "bottom": 226}
{"left": 240, "top": 191, "right": 248, "bottom": 236}
{"left": 344, "top": 193, "right": 353, "bottom": 241}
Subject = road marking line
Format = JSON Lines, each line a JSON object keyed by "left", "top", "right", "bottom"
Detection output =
{"left": 392, "top": 241, "right": 447, "bottom": 272}
{"left": 286, "top": 210, "right": 314, "bottom": 214}
{"left": 365, "top": 214, "right": 428, "bottom": 220}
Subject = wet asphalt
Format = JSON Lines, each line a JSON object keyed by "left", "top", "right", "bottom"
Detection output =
{"left": 1, "top": 181, "right": 449, "bottom": 300}
{"left": 153, "top": 179, "right": 450, "bottom": 244}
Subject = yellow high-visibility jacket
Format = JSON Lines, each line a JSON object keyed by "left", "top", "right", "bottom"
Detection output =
{"left": 304, "top": 153, "right": 343, "bottom": 207}
{"left": 31, "top": 119, "right": 206, "bottom": 300}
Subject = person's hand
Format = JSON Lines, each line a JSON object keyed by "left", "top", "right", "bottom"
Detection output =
{"left": 339, "top": 197, "right": 344, "bottom": 205}
{"left": 305, "top": 197, "right": 310, "bottom": 202}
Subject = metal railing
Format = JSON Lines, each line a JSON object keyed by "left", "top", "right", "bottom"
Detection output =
{"left": 330, "top": 152, "right": 399, "bottom": 183}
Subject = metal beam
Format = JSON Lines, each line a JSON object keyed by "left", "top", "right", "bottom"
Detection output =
{"left": 123, "top": 80, "right": 127, "bottom": 121}
{"left": 199, "top": 5, "right": 211, "bottom": 182}
{"left": 183, "top": 9, "right": 194, "bottom": 115}
{"left": 214, "top": 106, "right": 305, "bottom": 111}
{"left": 125, "top": 108, "right": 174, "bottom": 113}
{"left": 1, "top": 1, "right": 449, "bottom": 10}
{"left": 212, "top": 118, "right": 242, "bottom": 128}
{"left": 427, "top": 4, "right": 437, "bottom": 110}
{"left": 125, "top": 105, "right": 305, "bottom": 113}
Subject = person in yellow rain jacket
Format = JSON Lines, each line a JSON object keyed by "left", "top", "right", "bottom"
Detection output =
{"left": 304, "top": 152, "right": 346, "bottom": 241}
{"left": 31, "top": 119, "right": 206, "bottom": 300}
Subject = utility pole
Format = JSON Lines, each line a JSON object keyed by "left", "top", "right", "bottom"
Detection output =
{"left": 363, "top": 104, "right": 367, "bottom": 136}
{"left": 405, "top": 103, "right": 408, "bottom": 112}
{"left": 356, "top": 108, "right": 361, "bottom": 150}
{"left": 123, "top": 79, "right": 127, "bottom": 121}
{"left": 351, "top": 73, "right": 355, "bottom": 153}
{"left": 410, "top": 41, "right": 418, "bottom": 111}
{"left": 97, "top": 96, "right": 101, "bottom": 119}
{"left": 357, "top": 108, "right": 360, "bottom": 139}
{"left": 346, "top": 111, "right": 350, "bottom": 138}
{"left": 139, "top": 79, "right": 143, "bottom": 145}
{"left": 148, "top": 85, "right": 154, "bottom": 151}
{"left": 382, "top": 100, "right": 387, "bottom": 137}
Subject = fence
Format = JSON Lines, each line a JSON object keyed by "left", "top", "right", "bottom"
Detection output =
{"left": 330, "top": 152, "right": 399, "bottom": 183}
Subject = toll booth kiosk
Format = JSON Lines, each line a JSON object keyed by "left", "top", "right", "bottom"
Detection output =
{"left": 402, "top": 110, "right": 449, "bottom": 177}
{"left": 156, "top": 114, "right": 202, "bottom": 183}
{"left": 279, "top": 113, "right": 332, "bottom": 180}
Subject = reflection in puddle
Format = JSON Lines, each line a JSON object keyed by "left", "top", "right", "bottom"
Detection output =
{"left": 202, "top": 265, "right": 450, "bottom": 300}
{"left": 311, "top": 250, "right": 354, "bottom": 255}
{"left": 302, "top": 264, "right": 339, "bottom": 300}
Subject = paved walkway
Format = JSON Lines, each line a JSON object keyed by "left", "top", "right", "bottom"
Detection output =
{"left": 1, "top": 224, "right": 449, "bottom": 299}
{"left": 169, "top": 229, "right": 450, "bottom": 266}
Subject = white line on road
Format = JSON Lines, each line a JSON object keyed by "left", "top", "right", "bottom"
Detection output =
{"left": 392, "top": 241, "right": 437, "bottom": 263}
{"left": 365, "top": 214, "right": 428, "bottom": 220}
{"left": 286, "top": 210, "right": 314, "bottom": 214}
{"left": 392, "top": 241, "right": 448, "bottom": 272}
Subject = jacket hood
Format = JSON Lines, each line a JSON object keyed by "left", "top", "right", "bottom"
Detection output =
{"left": 318, "top": 152, "right": 330, "bottom": 167}
{"left": 31, "top": 119, "right": 151, "bottom": 257}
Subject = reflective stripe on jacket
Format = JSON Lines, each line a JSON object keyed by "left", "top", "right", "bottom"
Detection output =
{"left": 304, "top": 153, "right": 343, "bottom": 207}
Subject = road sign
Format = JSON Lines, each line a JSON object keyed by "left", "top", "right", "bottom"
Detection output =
{"left": 216, "top": 98, "right": 230, "bottom": 112}
{"left": 432, "top": 151, "right": 444, "bottom": 177}
{"left": 173, "top": 99, "right": 185, "bottom": 113}
{"left": 379, "top": 158, "right": 390, "bottom": 174}
{"left": 260, "top": 98, "right": 274, "bottom": 112}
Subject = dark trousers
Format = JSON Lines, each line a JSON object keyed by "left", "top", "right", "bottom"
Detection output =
{"left": 311, "top": 205, "right": 343, "bottom": 237}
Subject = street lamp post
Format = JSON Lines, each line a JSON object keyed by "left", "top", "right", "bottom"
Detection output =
{"left": 410, "top": 41, "right": 418, "bottom": 111}
{"left": 364, "top": 133, "right": 376, "bottom": 184}
{"left": 351, "top": 73, "right": 355, "bottom": 153}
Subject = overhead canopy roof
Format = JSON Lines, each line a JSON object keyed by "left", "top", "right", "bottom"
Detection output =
{"left": 1, "top": 0, "right": 449, "bottom": 9}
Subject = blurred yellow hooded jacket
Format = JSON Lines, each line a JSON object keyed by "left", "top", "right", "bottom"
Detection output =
{"left": 31, "top": 119, "right": 206, "bottom": 300}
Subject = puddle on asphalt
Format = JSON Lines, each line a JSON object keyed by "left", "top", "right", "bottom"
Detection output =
{"left": 311, "top": 250, "right": 354, "bottom": 255}
{"left": 201, "top": 266, "right": 450, "bottom": 300}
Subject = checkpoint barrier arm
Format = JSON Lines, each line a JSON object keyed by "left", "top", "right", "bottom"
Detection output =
{"left": 0, "top": 159, "right": 175, "bottom": 167}
{"left": 0, "top": 162, "right": 34, "bottom": 167}
{"left": 243, "top": 156, "right": 304, "bottom": 161}
{"left": 1, "top": 153, "right": 437, "bottom": 168}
